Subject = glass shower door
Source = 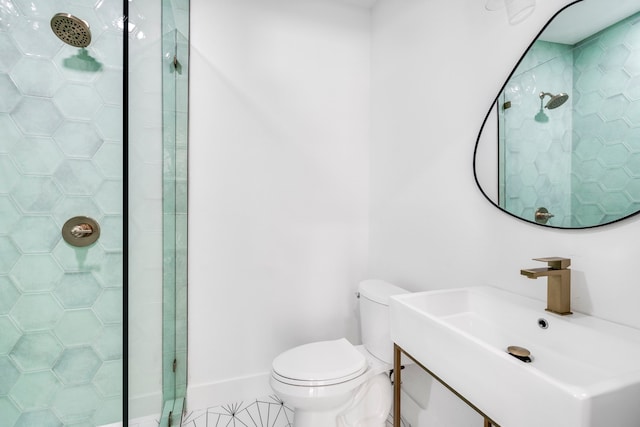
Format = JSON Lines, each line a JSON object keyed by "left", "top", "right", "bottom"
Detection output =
{"left": 498, "top": 46, "right": 573, "bottom": 227}
{"left": 160, "top": 0, "right": 189, "bottom": 424}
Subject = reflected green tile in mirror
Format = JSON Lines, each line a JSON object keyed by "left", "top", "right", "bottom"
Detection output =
{"left": 475, "top": 0, "right": 640, "bottom": 228}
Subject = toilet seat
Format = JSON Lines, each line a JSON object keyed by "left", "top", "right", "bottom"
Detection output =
{"left": 272, "top": 338, "right": 367, "bottom": 387}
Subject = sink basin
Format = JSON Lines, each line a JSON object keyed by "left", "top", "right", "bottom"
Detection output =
{"left": 390, "top": 286, "right": 640, "bottom": 427}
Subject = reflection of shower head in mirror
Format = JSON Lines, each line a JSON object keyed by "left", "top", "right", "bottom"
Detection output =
{"left": 539, "top": 92, "right": 569, "bottom": 109}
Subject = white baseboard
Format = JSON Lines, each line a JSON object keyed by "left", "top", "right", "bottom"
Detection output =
{"left": 186, "top": 372, "right": 273, "bottom": 412}
{"left": 128, "top": 391, "right": 163, "bottom": 420}
{"left": 102, "top": 413, "right": 160, "bottom": 427}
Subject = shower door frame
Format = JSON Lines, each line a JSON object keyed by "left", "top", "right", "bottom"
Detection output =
{"left": 123, "top": 0, "right": 130, "bottom": 423}
{"left": 159, "top": 0, "right": 189, "bottom": 425}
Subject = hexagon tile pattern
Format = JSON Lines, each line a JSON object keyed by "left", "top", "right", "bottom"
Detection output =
{"left": 0, "top": 0, "right": 124, "bottom": 425}
{"left": 501, "top": 11, "right": 640, "bottom": 227}
{"left": 501, "top": 40, "right": 574, "bottom": 226}
{"left": 571, "top": 11, "right": 640, "bottom": 227}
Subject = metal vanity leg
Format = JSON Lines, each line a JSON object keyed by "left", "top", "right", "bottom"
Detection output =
{"left": 393, "top": 344, "right": 402, "bottom": 427}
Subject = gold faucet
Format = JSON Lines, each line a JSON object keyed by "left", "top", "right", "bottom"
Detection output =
{"left": 520, "top": 257, "right": 572, "bottom": 315}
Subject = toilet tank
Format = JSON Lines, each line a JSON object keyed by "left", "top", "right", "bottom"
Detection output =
{"left": 358, "top": 280, "right": 409, "bottom": 363}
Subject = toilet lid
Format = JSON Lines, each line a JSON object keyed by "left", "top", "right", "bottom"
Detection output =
{"left": 272, "top": 338, "right": 367, "bottom": 386}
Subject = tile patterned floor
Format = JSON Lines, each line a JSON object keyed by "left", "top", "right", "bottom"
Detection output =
{"left": 181, "top": 395, "right": 294, "bottom": 427}
{"left": 181, "top": 394, "right": 410, "bottom": 427}
{"left": 124, "top": 395, "right": 410, "bottom": 427}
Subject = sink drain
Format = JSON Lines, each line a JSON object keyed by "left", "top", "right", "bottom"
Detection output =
{"left": 507, "top": 345, "right": 532, "bottom": 363}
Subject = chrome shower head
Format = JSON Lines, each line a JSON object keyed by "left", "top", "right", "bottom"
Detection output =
{"left": 539, "top": 92, "right": 569, "bottom": 110}
{"left": 50, "top": 13, "right": 91, "bottom": 48}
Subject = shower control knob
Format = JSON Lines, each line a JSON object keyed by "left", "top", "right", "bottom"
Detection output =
{"left": 70, "top": 223, "right": 95, "bottom": 238}
{"left": 534, "top": 207, "right": 554, "bottom": 225}
{"left": 62, "top": 216, "right": 100, "bottom": 247}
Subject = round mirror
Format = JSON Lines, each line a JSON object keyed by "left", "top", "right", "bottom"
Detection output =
{"left": 474, "top": 0, "right": 640, "bottom": 228}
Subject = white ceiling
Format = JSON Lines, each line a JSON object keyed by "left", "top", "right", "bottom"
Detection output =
{"left": 539, "top": 0, "right": 640, "bottom": 45}
{"left": 335, "top": 0, "right": 378, "bottom": 8}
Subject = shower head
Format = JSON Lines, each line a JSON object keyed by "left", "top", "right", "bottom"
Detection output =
{"left": 539, "top": 92, "right": 569, "bottom": 110}
{"left": 50, "top": 13, "right": 91, "bottom": 48}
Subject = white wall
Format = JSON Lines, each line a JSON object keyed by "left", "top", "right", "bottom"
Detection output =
{"left": 188, "top": 0, "right": 371, "bottom": 407}
{"left": 370, "top": 0, "right": 640, "bottom": 424}
{"left": 371, "top": 0, "right": 640, "bottom": 328}
{"left": 188, "top": 0, "right": 640, "bottom": 423}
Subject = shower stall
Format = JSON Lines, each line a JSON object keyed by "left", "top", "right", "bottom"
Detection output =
{"left": 0, "top": 0, "right": 188, "bottom": 425}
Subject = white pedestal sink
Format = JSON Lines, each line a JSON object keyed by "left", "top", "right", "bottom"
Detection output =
{"left": 390, "top": 286, "right": 640, "bottom": 427}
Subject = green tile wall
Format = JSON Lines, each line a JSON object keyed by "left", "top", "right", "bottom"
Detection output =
{"left": 500, "top": 11, "right": 640, "bottom": 227}
{"left": 0, "top": 0, "right": 123, "bottom": 426}
{"left": 571, "top": 11, "right": 640, "bottom": 227}
{"left": 500, "top": 41, "right": 574, "bottom": 226}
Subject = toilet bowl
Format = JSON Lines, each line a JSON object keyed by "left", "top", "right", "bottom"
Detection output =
{"left": 270, "top": 280, "right": 409, "bottom": 427}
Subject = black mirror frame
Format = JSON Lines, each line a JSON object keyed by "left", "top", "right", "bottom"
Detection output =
{"left": 473, "top": 0, "right": 640, "bottom": 229}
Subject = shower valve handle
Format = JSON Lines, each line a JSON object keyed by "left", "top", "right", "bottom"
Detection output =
{"left": 535, "top": 207, "right": 554, "bottom": 224}
{"left": 70, "top": 223, "right": 95, "bottom": 238}
{"left": 62, "top": 216, "right": 100, "bottom": 247}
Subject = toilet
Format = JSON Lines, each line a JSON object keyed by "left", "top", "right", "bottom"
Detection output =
{"left": 270, "top": 280, "right": 409, "bottom": 427}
